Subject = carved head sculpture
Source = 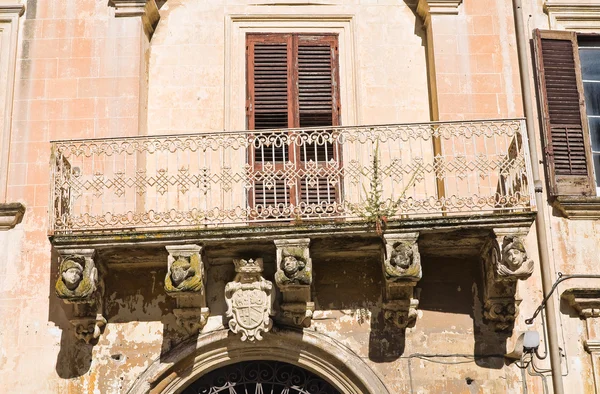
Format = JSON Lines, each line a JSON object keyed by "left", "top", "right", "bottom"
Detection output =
{"left": 281, "top": 254, "right": 305, "bottom": 278}
{"left": 61, "top": 257, "right": 85, "bottom": 290}
{"left": 390, "top": 242, "right": 414, "bottom": 270}
{"left": 56, "top": 254, "right": 97, "bottom": 301}
{"left": 170, "top": 256, "right": 196, "bottom": 287}
{"left": 501, "top": 236, "right": 527, "bottom": 270}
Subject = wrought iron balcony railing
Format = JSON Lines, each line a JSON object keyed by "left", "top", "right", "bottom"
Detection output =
{"left": 49, "top": 119, "right": 535, "bottom": 235}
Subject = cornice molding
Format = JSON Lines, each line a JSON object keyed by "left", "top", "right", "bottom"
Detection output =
{"left": 0, "top": 4, "right": 25, "bottom": 17}
{"left": 544, "top": 1, "right": 600, "bottom": 30}
{"left": 109, "top": 0, "right": 159, "bottom": 38}
{"left": 585, "top": 339, "right": 600, "bottom": 354}
{"left": 561, "top": 288, "right": 600, "bottom": 319}
{"left": 417, "top": 0, "right": 462, "bottom": 21}
{"left": 553, "top": 196, "right": 600, "bottom": 219}
{"left": 0, "top": 202, "right": 25, "bottom": 230}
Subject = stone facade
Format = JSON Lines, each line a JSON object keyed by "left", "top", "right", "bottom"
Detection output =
{"left": 1, "top": 0, "right": 600, "bottom": 393}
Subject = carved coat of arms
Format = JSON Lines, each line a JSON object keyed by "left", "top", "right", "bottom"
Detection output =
{"left": 225, "top": 258, "right": 275, "bottom": 341}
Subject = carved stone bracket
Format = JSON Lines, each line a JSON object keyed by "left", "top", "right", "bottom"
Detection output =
{"left": 55, "top": 249, "right": 106, "bottom": 344}
{"left": 274, "top": 238, "right": 313, "bottom": 327}
{"left": 481, "top": 228, "right": 534, "bottom": 332}
{"left": 165, "top": 245, "right": 209, "bottom": 335}
{"left": 109, "top": 0, "right": 159, "bottom": 37}
{"left": 225, "top": 258, "right": 275, "bottom": 341}
{"left": 382, "top": 232, "right": 422, "bottom": 329}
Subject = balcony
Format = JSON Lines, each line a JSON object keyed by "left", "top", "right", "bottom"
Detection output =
{"left": 49, "top": 118, "right": 538, "bottom": 339}
{"left": 49, "top": 118, "right": 535, "bottom": 242}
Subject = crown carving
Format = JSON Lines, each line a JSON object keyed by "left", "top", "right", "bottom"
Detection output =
{"left": 233, "top": 258, "right": 264, "bottom": 273}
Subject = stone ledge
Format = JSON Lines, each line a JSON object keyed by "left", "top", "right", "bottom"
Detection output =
{"left": 0, "top": 202, "right": 25, "bottom": 230}
{"left": 561, "top": 288, "right": 600, "bottom": 319}
{"left": 544, "top": 1, "right": 600, "bottom": 30}
{"left": 553, "top": 196, "right": 600, "bottom": 219}
{"left": 49, "top": 212, "right": 536, "bottom": 249}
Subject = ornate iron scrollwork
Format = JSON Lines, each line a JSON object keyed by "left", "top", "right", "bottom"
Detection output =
{"left": 181, "top": 360, "right": 340, "bottom": 394}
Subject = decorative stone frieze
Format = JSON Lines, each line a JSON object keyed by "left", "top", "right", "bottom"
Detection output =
{"left": 381, "top": 232, "right": 422, "bottom": 329}
{"left": 481, "top": 228, "right": 533, "bottom": 332}
{"left": 109, "top": 0, "right": 159, "bottom": 37}
{"left": 165, "top": 245, "right": 209, "bottom": 335}
{"left": 55, "top": 249, "right": 106, "bottom": 344}
{"left": 274, "top": 239, "right": 314, "bottom": 327}
{"left": 225, "top": 258, "right": 275, "bottom": 341}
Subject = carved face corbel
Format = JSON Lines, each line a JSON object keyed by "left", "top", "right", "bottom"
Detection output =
{"left": 165, "top": 248, "right": 204, "bottom": 294}
{"left": 165, "top": 245, "right": 209, "bottom": 335}
{"left": 496, "top": 235, "right": 534, "bottom": 281}
{"left": 381, "top": 233, "right": 422, "bottom": 329}
{"left": 55, "top": 249, "right": 106, "bottom": 344}
{"left": 274, "top": 239, "right": 314, "bottom": 327}
{"left": 56, "top": 253, "right": 98, "bottom": 303}
{"left": 481, "top": 230, "right": 534, "bottom": 332}
{"left": 384, "top": 240, "right": 422, "bottom": 281}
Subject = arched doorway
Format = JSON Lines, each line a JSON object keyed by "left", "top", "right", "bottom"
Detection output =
{"left": 127, "top": 328, "right": 390, "bottom": 394}
{"left": 181, "top": 360, "right": 340, "bottom": 394}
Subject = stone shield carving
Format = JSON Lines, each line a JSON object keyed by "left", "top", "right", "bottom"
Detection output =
{"left": 225, "top": 258, "right": 275, "bottom": 341}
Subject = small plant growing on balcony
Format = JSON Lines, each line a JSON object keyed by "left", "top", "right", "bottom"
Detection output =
{"left": 354, "top": 143, "right": 419, "bottom": 236}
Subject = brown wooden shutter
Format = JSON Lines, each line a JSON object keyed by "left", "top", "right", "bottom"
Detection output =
{"left": 533, "top": 29, "right": 596, "bottom": 196}
{"left": 246, "top": 33, "right": 341, "bottom": 217}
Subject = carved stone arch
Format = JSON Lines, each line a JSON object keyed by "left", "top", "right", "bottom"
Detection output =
{"left": 126, "top": 329, "right": 390, "bottom": 394}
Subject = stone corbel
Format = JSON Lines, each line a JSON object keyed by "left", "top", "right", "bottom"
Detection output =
{"left": 225, "top": 258, "right": 275, "bottom": 341}
{"left": 165, "top": 245, "right": 209, "bottom": 335}
{"left": 481, "top": 228, "right": 534, "bottom": 332}
{"left": 274, "top": 239, "right": 314, "bottom": 327}
{"left": 55, "top": 249, "right": 106, "bottom": 344}
{"left": 382, "top": 232, "right": 422, "bottom": 329}
{"left": 109, "top": 0, "right": 159, "bottom": 38}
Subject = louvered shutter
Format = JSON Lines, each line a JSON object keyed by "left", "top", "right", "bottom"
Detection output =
{"left": 246, "top": 34, "right": 341, "bottom": 218}
{"left": 533, "top": 29, "right": 596, "bottom": 196}
{"left": 296, "top": 36, "right": 340, "bottom": 209}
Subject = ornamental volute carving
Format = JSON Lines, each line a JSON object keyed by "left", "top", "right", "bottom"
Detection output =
{"left": 55, "top": 249, "right": 106, "bottom": 344}
{"left": 274, "top": 239, "right": 314, "bottom": 327}
{"left": 382, "top": 232, "right": 422, "bottom": 329}
{"left": 225, "top": 258, "right": 275, "bottom": 341}
{"left": 165, "top": 245, "right": 209, "bottom": 335}
{"left": 481, "top": 228, "right": 534, "bottom": 332}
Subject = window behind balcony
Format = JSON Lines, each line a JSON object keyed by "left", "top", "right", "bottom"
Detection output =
{"left": 246, "top": 33, "right": 341, "bottom": 220}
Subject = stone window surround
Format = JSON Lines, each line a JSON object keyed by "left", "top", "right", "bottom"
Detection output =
{"left": 224, "top": 14, "right": 358, "bottom": 131}
{"left": 0, "top": 4, "right": 25, "bottom": 230}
